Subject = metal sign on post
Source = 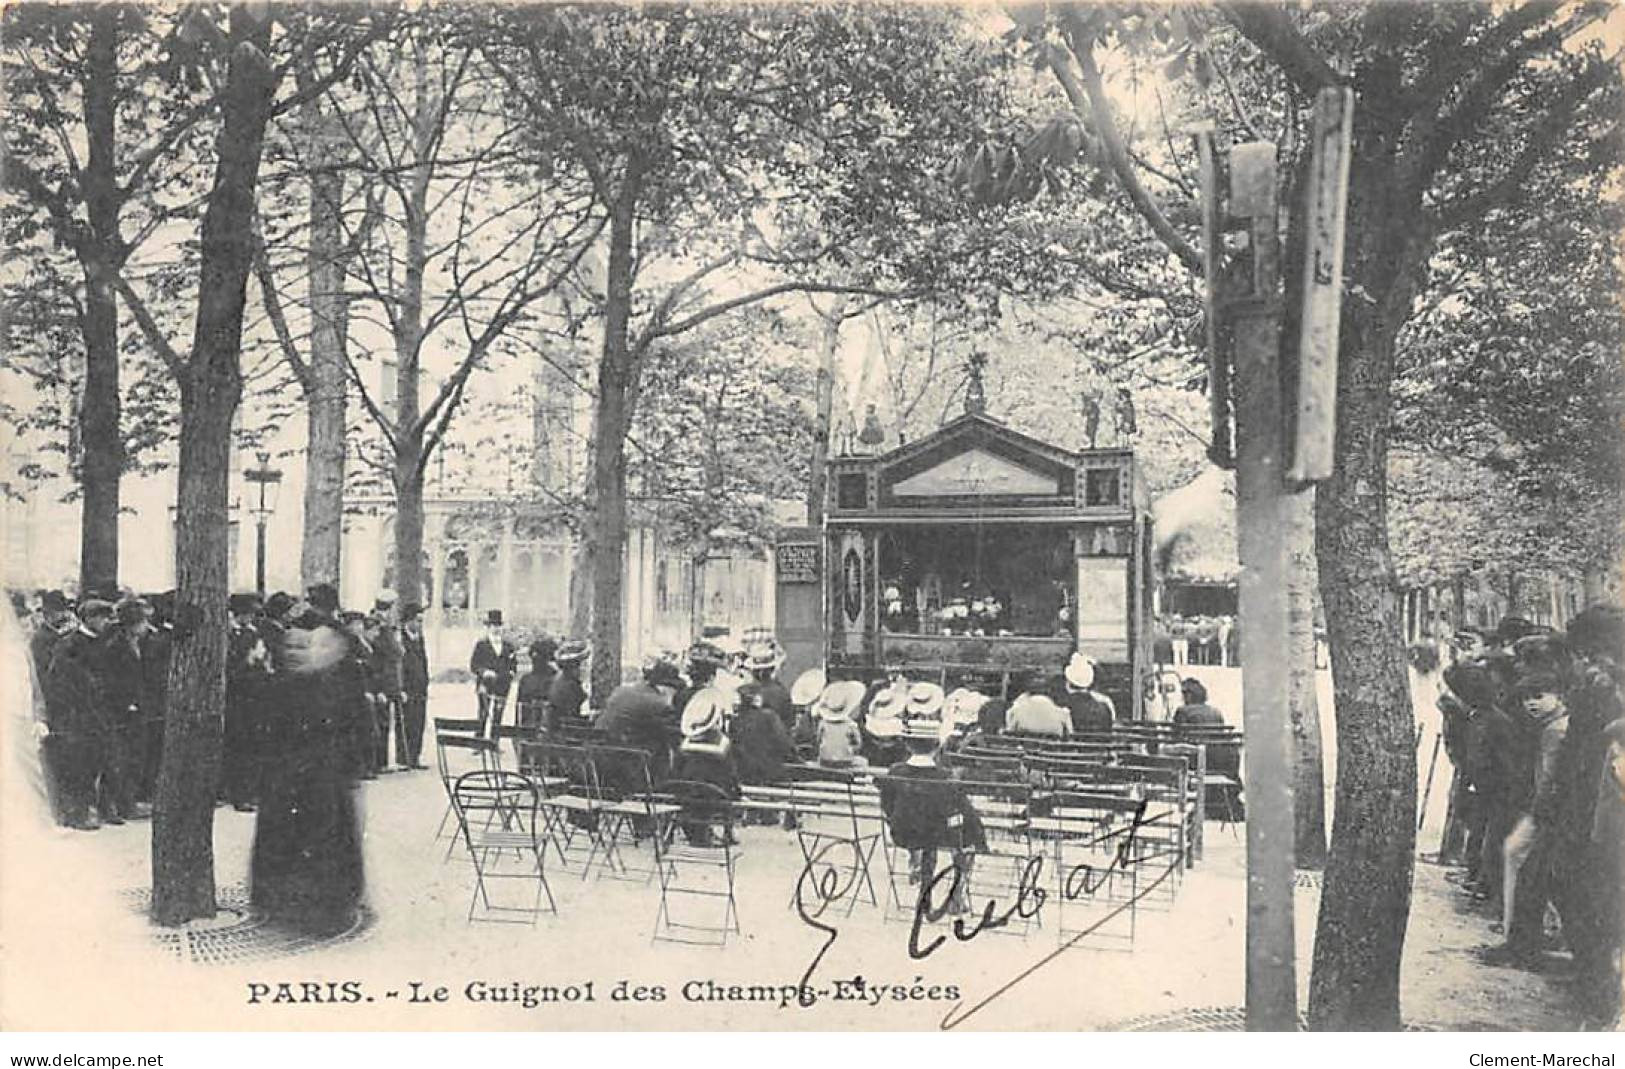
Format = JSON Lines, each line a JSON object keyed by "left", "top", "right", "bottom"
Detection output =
{"left": 1287, "top": 86, "right": 1354, "bottom": 486}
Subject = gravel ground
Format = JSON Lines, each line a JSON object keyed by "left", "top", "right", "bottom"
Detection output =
{"left": 0, "top": 685, "right": 1609, "bottom": 1032}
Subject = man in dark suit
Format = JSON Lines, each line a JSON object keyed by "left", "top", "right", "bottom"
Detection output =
{"left": 44, "top": 598, "right": 116, "bottom": 829}
{"left": 469, "top": 609, "right": 517, "bottom": 735}
{"left": 399, "top": 604, "right": 430, "bottom": 770}
{"left": 368, "top": 592, "right": 405, "bottom": 771}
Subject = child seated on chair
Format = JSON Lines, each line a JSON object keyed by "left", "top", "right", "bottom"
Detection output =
{"left": 878, "top": 724, "right": 987, "bottom": 915}
{"left": 814, "top": 680, "right": 867, "bottom": 767}
{"left": 669, "top": 688, "right": 740, "bottom": 847}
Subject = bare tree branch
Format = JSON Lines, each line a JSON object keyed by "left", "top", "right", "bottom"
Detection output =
{"left": 1047, "top": 28, "right": 1203, "bottom": 277}
{"left": 1215, "top": 1, "right": 1346, "bottom": 93}
{"left": 106, "top": 267, "right": 185, "bottom": 376}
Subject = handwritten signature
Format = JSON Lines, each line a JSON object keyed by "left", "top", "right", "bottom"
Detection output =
{"left": 791, "top": 798, "right": 1183, "bottom": 1028}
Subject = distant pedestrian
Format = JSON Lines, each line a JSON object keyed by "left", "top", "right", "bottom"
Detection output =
{"left": 469, "top": 610, "right": 516, "bottom": 736}
{"left": 398, "top": 604, "right": 430, "bottom": 770}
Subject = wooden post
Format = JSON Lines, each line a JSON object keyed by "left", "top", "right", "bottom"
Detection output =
{"left": 1226, "top": 143, "right": 1299, "bottom": 1031}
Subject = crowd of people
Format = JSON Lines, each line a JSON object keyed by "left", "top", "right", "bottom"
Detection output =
{"left": 531, "top": 642, "right": 1227, "bottom": 912}
{"left": 1153, "top": 613, "right": 1240, "bottom": 667}
{"left": 1436, "top": 606, "right": 1625, "bottom": 1029}
{"left": 16, "top": 582, "right": 435, "bottom": 935}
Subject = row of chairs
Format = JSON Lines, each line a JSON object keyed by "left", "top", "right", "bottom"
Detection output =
{"left": 437, "top": 717, "right": 750, "bottom": 944}
{"left": 433, "top": 718, "right": 1200, "bottom": 948}
{"left": 964, "top": 730, "right": 1244, "bottom": 833}
{"left": 735, "top": 766, "right": 1186, "bottom": 947}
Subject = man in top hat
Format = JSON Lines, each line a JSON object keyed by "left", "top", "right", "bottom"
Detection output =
{"left": 737, "top": 638, "right": 794, "bottom": 735}
{"left": 398, "top": 603, "right": 430, "bottom": 769}
{"left": 469, "top": 609, "right": 517, "bottom": 735}
{"left": 547, "top": 639, "right": 591, "bottom": 730}
{"left": 43, "top": 598, "right": 117, "bottom": 829}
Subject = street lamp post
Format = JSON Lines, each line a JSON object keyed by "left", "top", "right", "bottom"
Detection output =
{"left": 244, "top": 451, "right": 283, "bottom": 597}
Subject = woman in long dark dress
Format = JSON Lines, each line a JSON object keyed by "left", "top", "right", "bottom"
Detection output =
{"left": 250, "top": 600, "right": 367, "bottom": 935}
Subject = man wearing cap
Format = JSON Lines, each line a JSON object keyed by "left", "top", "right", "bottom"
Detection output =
{"left": 224, "top": 593, "right": 269, "bottom": 809}
{"left": 398, "top": 604, "right": 430, "bottom": 769}
{"left": 369, "top": 592, "right": 405, "bottom": 771}
{"left": 96, "top": 599, "right": 154, "bottom": 822}
{"left": 136, "top": 593, "right": 176, "bottom": 804}
{"left": 547, "top": 639, "right": 590, "bottom": 730}
{"left": 44, "top": 598, "right": 117, "bottom": 829}
{"left": 30, "top": 590, "right": 75, "bottom": 682}
{"left": 469, "top": 610, "right": 517, "bottom": 735}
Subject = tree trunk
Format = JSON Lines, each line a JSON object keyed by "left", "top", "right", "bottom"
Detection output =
{"left": 387, "top": 43, "right": 432, "bottom": 613}
{"left": 394, "top": 454, "right": 425, "bottom": 616}
{"left": 568, "top": 538, "right": 593, "bottom": 639}
{"left": 1286, "top": 487, "right": 1328, "bottom": 869}
{"left": 1306, "top": 155, "right": 1426, "bottom": 1029}
{"left": 689, "top": 550, "right": 707, "bottom": 642}
{"left": 299, "top": 100, "right": 349, "bottom": 591}
{"left": 587, "top": 173, "right": 640, "bottom": 700}
{"left": 76, "top": 8, "right": 122, "bottom": 596}
{"left": 807, "top": 294, "right": 847, "bottom": 527}
{"left": 152, "top": 8, "right": 277, "bottom": 927}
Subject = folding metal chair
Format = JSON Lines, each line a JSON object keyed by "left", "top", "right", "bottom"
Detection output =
{"left": 530, "top": 741, "right": 603, "bottom": 871}
{"left": 652, "top": 779, "right": 742, "bottom": 946}
{"left": 584, "top": 745, "right": 680, "bottom": 882}
{"left": 1027, "top": 787, "right": 1152, "bottom": 948}
{"left": 434, "top": 729, "right": 502, "bottom": 856}
{"left": 450, "top": 770, "right": 557, "bottom": 925}
{"left": 782, "top": 766, "right": 883, "bottom": 916}
{"left": 958, "top": 778, "right": 1041, "bottom": 937}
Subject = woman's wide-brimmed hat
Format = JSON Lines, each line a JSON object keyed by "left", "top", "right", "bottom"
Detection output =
{"left": 866, "top": 711, "right": 904, "bottom": 739}
{"left": 744, "top": 640, "right": 785, "bottom": 671}
{"left": 1064, "top": 652, "right": 1095, "bottom": 690}
{"left": 681, "top": 687, "right": 730, "bottom": 739}
{"left": 905, "top": 680, "right": 945, "bottom": 718}
{"left": 790, "top": 668, "right": 827, "bottom": 707}
{"left": 817, "top": 680, "right": 866, "bottom": 722}
{"left": 555, "top": 638, "right": 590, "bottom": 664}
{"left": 945, "top": 687, "right": 989, "bottom": 726}
{"left": 902, "top": 717, "right": 948, "bottom": 743}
